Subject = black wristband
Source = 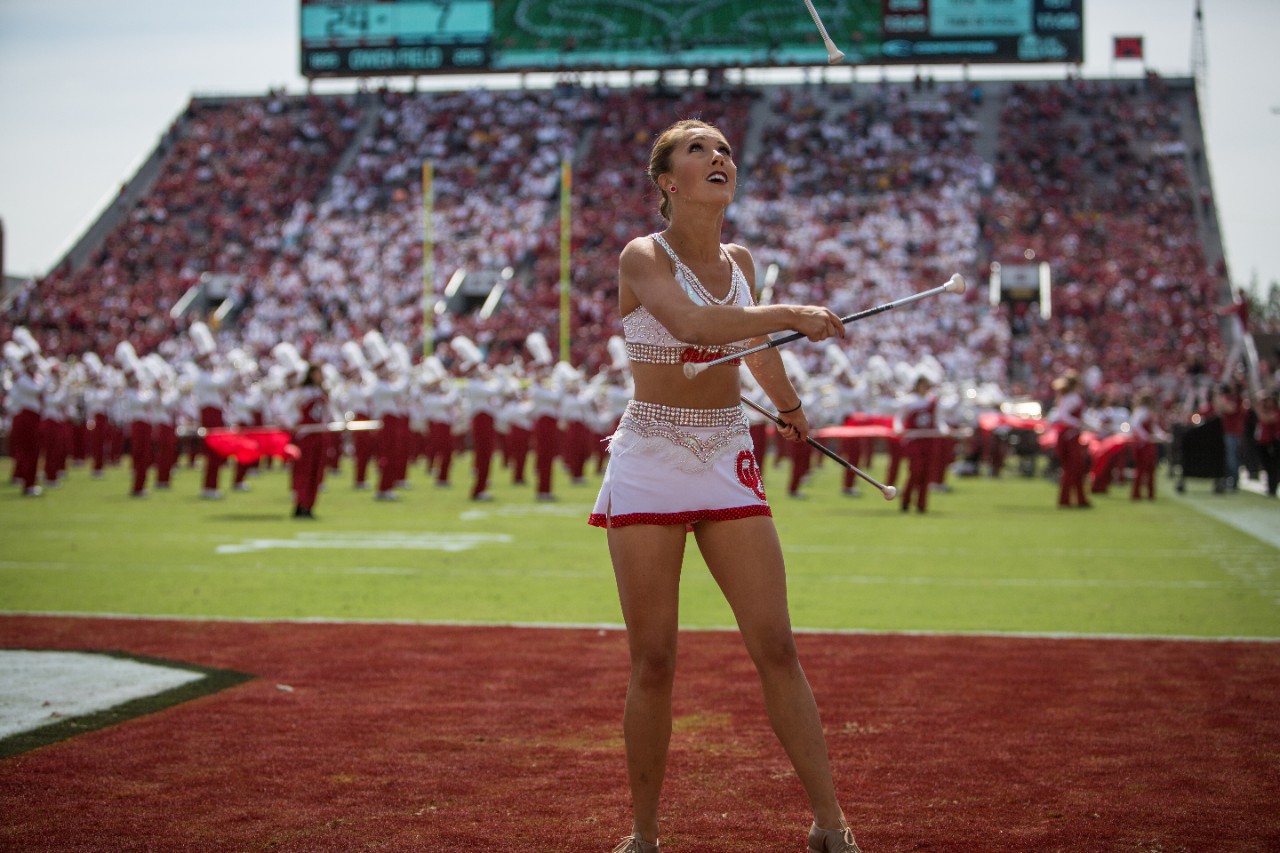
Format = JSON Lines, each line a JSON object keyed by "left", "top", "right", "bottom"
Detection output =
{"left": 777, "top": 402, "right": 803, "bottom": 414}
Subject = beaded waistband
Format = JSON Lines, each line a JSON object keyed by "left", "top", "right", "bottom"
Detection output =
{"left": 625, "top": 341, "right": 744, "bottom": 366}
{"left": 623, "top": 400, "right": 745, "bottom": 428}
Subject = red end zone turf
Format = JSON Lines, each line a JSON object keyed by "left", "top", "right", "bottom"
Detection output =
{"left": 1, "top": 616, "right": 1277, "bottom": 852}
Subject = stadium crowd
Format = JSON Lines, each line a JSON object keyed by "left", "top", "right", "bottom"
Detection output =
{"left": 4, "top": 75, "right": 1278, "bottom": 505}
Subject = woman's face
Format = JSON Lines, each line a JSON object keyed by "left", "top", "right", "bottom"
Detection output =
{"left": 663, "top": 128, "right": 736, "bottom": 207}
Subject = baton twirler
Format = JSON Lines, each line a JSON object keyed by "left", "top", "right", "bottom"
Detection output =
{"left": 683, "top": 273, "right": 966, "bottom": 380}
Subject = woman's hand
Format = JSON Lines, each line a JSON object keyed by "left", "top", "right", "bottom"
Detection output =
{"left": 776, "top": 406, "right": 810, "bottom": 442}
{"left": 789, "top": 306, "right": 845, "bottom": 342}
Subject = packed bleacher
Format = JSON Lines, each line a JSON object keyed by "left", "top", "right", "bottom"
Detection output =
{"left": 6, "top": 74, "right": 1277, "bottom": 503}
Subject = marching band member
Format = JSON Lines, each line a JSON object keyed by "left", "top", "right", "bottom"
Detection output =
{"left": 1253, "top": 390, "right": 1279, "bottom": 498}
{"left": 1050, "top": 369, "right": 1091, "bottom": 508}
{"left": 339, "top": 341, "right": 376, "bottom": 490}
{"left": 526, "top": 332, "right": 560, "bottom": 502}
{"left": 825, "top": 344, "right": 866, "bottom": 497}
{"left": 40, "top": 360, "right": 71, "bottom": 488}
{"left": 453, "top": 335, "right": 499, "bottom": 501}
{"left": 421, "top": 356, "right": 458, "bottom": 488}
{"left": 117, "top": 342, "right": 154, "bottom": 498}
{"left": 557, "top": 362, "right": 592, "bottom": 485}
{"left": 895, "top": 374, "right": 940, "bottom": 513}
{"left": 364, "top": 331, "right": 408, "bottom": 501}
{"left": 146, "top": 354, "right": 180, "bottom": 490}
{"left": 5, "top": 335, "right": 45, "bottom": 496}
{"left": 227, "top": 371, "right": 259, "bottom": 492}
{"left": 82, "top": 353, "right": 113, "bottom": 479}
{"left": 277, "top": 345, "right": 327, "bottom": 519}
{"left": 190, "top": 322, "right": 231, "bottom": 499}
{"left": 780, "top": 351, "right": 813, "bottom": 498}
{"left": 1129, "top": 388, "right": 1164, "bottom": 501}
{"left": 498, "top": 365, "right": 534, "bottom": 486}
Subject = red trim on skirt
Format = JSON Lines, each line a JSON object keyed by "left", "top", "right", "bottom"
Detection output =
{"left": 588, "top": 504, "right": 771, "bottom": 529}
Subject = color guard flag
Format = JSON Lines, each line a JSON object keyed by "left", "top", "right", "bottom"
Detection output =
{"left": 203, "top": 428, "right": 299, "bottom": 465}
{"left": 1113, "top": 36, "right": 1144, "bottom": 59}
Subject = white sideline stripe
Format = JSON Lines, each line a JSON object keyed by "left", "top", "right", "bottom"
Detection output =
{"left": 0, "top": 651, "right": 204, "bottom": 739}
{"left": 2, "top": 611, "right": 1278, "bottom": 644}
{"left": 1, "top": 560, "right": 1272, "bottom": 591}
{"left": 1170, "top": 487, "right": 1280, "bottom": 550}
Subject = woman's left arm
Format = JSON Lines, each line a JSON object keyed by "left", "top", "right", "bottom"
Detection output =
{"left": 731, "top": 244, "right": 812, "bottom": 442}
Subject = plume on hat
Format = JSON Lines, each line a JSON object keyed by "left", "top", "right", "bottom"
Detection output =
{"left": 525, "top": 331, "right": 552, "bottom": 367}
{"left": 341, "top": 341, "right": 368, "bottom": 372}
{"left": 271, "top": 341, "right": 307, "bottom": 379}
{"left": 824, "top": 343, "right": 854, "bottom": 380}
{"left": 115, "top": 340, "right": 142, "bottom": 375}
{"left": 362, "top": 330, "right": 390, "bottom": 367}
{"left": 12, "top": 327, "right": 40, "bottom": 357}
{"left": 190, "top": 321, "right": 216, "bottom": 357}
{"left": 450, "top": 335, "right": 483, "bottom": 370}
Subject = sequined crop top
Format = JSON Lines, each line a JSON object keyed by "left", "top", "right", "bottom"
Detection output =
{"left": 623, "top": 233, "right": 755, "bottom": 366}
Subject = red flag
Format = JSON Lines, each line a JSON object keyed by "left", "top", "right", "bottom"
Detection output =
{"left": 1113, "top": 36, "right": 1144, "bottom": 59}
{"left": 203, "top": 428, "right": 299, "bottom": 464}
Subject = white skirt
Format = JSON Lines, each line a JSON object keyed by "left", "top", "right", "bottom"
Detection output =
{"left": 588, "top": 401, "right": 772, "bottom": 529}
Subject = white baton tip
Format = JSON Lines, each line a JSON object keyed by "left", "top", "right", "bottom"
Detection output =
{"left": 945, "top": 274, "right": 966, "bottom": 294}
{"left": 682, "top": 362, "right": 700, "bottom": 380}
{"left": 883, "top": 486, "right": 898, "bottom": 500}
{"left": 828, "top": 48, "right": 846, "bottom": 64}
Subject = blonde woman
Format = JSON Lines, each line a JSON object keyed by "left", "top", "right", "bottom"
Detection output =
{"left": 590, "top": 119, "right": 862, "bottom": 853}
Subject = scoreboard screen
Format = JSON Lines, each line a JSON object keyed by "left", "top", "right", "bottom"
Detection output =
{"left": 301, "top": 1, "right": 493, "bottom": 76}
{"left": 300, "top": 0, "right": 1084, "bottom": 78}
{"left": 878, "top": 0, "right": 1083, "bottom": 65}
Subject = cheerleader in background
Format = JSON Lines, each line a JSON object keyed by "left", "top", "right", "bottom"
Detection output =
{"left": 291, "top": 359, "right": 329, "bottom": 519}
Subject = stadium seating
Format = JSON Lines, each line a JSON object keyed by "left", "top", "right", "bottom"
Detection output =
{"left": 2, "top": 74, "right": 1229, "bottom": 400}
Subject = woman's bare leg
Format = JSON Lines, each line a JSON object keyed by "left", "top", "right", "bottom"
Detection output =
{"left": 694, "top": 516, "right": 846, "bottom": 829}
{"left": 608, "top": 523, "right": 688, "bottom": 844}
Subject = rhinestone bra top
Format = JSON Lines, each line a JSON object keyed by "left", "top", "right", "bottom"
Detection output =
{"left": 622, "top": 234, "right": 755, "bottom": 363}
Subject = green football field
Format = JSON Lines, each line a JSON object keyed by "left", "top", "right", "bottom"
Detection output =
{"left": 2, "top": 454, "right": 1276, "bottom": 639}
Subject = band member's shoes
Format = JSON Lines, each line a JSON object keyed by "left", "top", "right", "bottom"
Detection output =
{"left": 201, "top": 489, "right": 223, "bottom": 500}
{"left": 611, "top": 835, "right": 659, "bottom": 852}
{"left": 375, "top": 491, "right": 400, "bottom": 501}
{"left": 808, "top": 822, "right": 862, "bottom": 853}
{"left": 23, "top": 486, "right": 43, "bottom": 497}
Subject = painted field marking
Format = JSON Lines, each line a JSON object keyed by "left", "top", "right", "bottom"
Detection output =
{"left": 213, "top": 531, "right": 513, "bottom": 555}
{"left": 458, "top": 502, "right": 591, "bottom": 521}
{"left": 0, "top": 651, "right": 203, "bottom": 739}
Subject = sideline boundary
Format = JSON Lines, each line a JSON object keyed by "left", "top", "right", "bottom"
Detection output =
{"left": 3, "top": 610, "right": 1278, "bottom": 644}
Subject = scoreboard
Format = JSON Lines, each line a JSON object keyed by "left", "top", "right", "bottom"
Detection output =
{"left": 879, "top": 0, "right": 1083, "bottom": 65}
{"left": 300, "top": 0, "right": 1084, "bottom": 78}
{"left": 301, "top": 1, "right": 493, "bottom": 76}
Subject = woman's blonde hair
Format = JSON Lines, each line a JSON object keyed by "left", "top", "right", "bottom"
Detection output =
{"left": 647, "top": 118, "right": 723, "bottom": 221}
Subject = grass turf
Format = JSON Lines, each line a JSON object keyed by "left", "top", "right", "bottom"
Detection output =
{"left": 1, "top": 453, "right": 1276, "bottom": 638}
